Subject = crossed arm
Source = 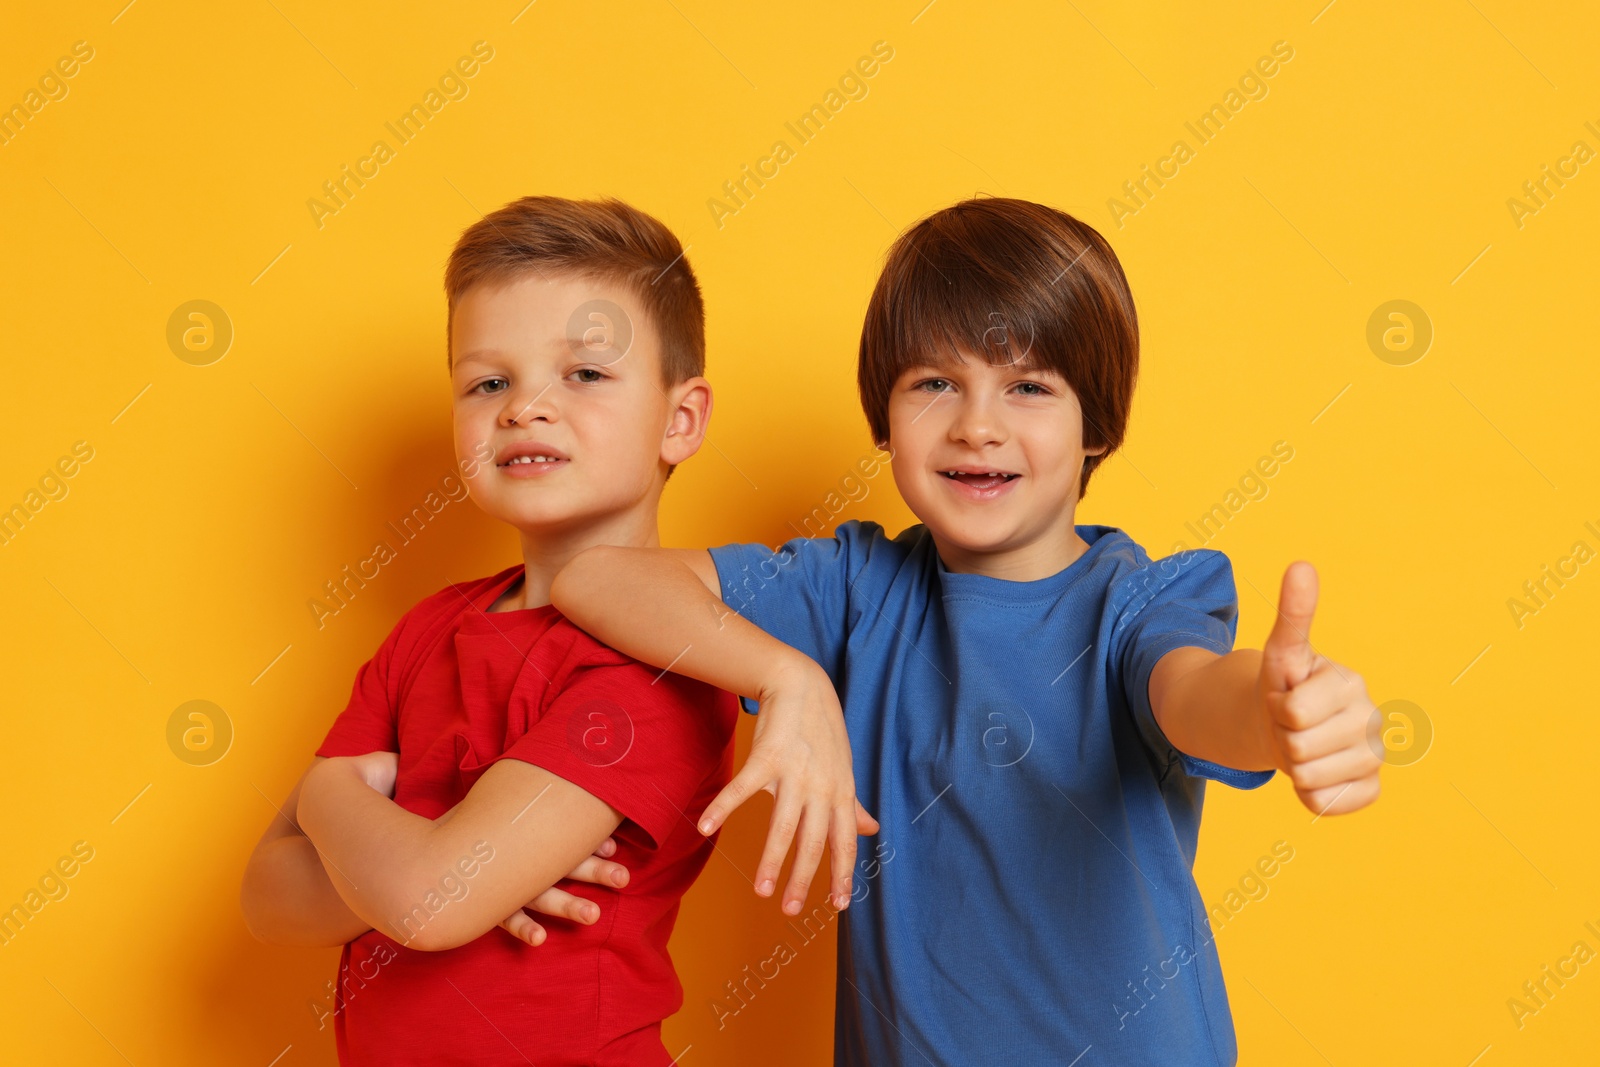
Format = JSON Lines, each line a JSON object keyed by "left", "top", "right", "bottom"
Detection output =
{"left": 239, "top": 757, "right": 376, "bottom": 947}
{"left": 240, "top": 755, "right": 631, "bottom": 951}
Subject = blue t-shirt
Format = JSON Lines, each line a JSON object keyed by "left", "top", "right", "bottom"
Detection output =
{"left": 708, "top": 520, "right": 1274, "bottom": 1067}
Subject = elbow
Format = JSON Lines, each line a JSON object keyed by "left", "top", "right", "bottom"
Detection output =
{"left": 394, "top": 908, "right": 489, "bottom": 953}
{"left": 551, "top": 544, "right": 620, "bottom": 612}
{"left": 373, "top": 873, "right": 476, "bottom": 953}
{"left": 241, "top": 914, "right": 302, "bottom": 948}
{"left": 389, "top": 878, "right": 539, "bottom": 952}
{"left": 410, "top": 929, "right": 471, "bottom": 953}
{"left": 239, "top": 863, "right": 278, "bottom": 944}
{"left": 239, "top": 884, "right": 289, "bottom": 945}
{"left": 237, "top": 871, "right": 312, "bottom": 947}
{"left": 239, "top": 900, "right": 271, "bottom": 944}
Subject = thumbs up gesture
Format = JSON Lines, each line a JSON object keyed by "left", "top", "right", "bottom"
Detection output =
{"left": 1257, "top": 561, "right": 1383, "bottom": 816}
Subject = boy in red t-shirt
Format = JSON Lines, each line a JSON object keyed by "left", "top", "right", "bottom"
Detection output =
{"left": 240, "top": 196, "right": 740, "bottom": 1066}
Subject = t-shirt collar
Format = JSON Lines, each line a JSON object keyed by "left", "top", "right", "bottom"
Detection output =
{"left": 456, "top": 565, "right": 561, "bottom": 634}
{"left": 934, "top": 524, "right": 1122, "bottom": 602}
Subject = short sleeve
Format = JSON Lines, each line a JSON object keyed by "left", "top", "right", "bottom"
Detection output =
{"left": 1110, "top": 548, "right": 1275, "bottom": 790}
{"left": 490, "top": 659, "right": 737, "bottom": 849}
{"left": 314, "top": 620, "right": 403, "bottom": 757}
{"left": 707, "top": 519, "right": 882, "bottom": 714}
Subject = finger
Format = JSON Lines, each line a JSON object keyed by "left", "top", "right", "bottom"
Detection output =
{"left": 854, "top": 799, "right": 881, "bottom": 836}
{"left": 700, "top": 759, "right": 772, "bottom": 836}
{"left": 1297, "top": 773, "right": 1380, "bottom": 817}
{"left": 1270, "top": 661, "right": 1360, "bottom": 733}
{"left": 1261, "top": 561, "right": 1319, "bottom": 693}
{"left": 560, "top": 854, "right": 630, "bottom": 888}
{"left": 781, "top": 800, "right": 831, "bottom": 916}
{"left": 828, "top": 801, "right": 860, "bottom": 910}
{"left": 1277, "top": 698, "right": 1373, "bottom": 763}
{"left": 1284, "top": 741, "right": 1383, "bottom": 793}
{"left": 754, "top": 795, "right": 803, "bottom": 900}
{"left": 500, "top": 910, "right": 547, "bottom": 946}
{"left": 595, "top": 836, "right": 617, "bottom": 858}
{"left": 524, "top": 887, "right": 601, "bottom": 925}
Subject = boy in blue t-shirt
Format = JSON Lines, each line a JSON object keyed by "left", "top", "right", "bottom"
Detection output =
{"left": 550, "top": 197, "right": 1383, "bottom": 1064}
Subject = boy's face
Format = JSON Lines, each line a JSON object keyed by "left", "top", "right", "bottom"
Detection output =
{"left": 450, "top": 272, "right": 703, "bottom": 536}
{"left": 884, "top": 352, "right": 1107, "bottom": 573}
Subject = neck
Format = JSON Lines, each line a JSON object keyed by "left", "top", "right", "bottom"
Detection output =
{"left": 509, "top": 507, "right": 663, "bottom": 611}
{"left": 932, "top": 513, "right": 1090, "bottom": 582}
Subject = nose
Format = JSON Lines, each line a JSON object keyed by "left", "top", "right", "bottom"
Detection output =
{"left": 946, "top": 388, "right": 1006, "bottom": 449}
{"left": 500, "top": 378, "right": 558, "bottom": 428}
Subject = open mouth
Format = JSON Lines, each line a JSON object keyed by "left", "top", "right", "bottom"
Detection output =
{"left": 939, "top": 470, "right": 1020, "bottom": 491}
{"left": 496, "top": 442, "right": 570, "bottom": 476}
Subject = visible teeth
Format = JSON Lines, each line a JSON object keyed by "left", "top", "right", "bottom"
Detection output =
{"left": 506, "top": 454, "right": 560, "bottom": 465}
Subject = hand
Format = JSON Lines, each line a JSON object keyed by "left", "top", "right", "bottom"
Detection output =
{"left": 1257, "top": 562, "right": 1382, "bottom": 817}
{"left": 696, "top": 656, "right": 879, "bottom": 916}
{"left": 344, "top": 751, "right": 399, "bottom": 798}
{"left": 497, "top": 836, "right": 631, "bottom": 946}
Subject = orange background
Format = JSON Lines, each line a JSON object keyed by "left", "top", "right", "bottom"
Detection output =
{"left": 2, "top": 1, "right": 1597, "bottom": 1064}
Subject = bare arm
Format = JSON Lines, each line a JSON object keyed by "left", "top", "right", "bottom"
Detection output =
{"left": 1150, "top": 648, "right": 1276, "bottom": 772}
{"left": 1149, "top": 562, "right": 1381, "bottom": 816}
{"left": 550, "top": 545, "right": 875, "bottom": 915}
{"left": 296, "top": 755, "right": 624, "bottom": 952}
{"left": 551, "top": 548, "right": 801, "bottom": 717}
{"left": 242, "top": 754, "right": 631, "bottom": 948}
{"left": 240, "top": 757, "right": 373, "bottom": 947}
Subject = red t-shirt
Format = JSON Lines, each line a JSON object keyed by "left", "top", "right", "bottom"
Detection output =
{"left": 313, "top": 564, "right": 738, "bottom": 1066}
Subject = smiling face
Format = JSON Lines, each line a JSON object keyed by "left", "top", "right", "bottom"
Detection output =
{"left": 885, "top": 351, "right": 1107, "bottom": 580}
{"left": 450, "top": 271, "right": 708, "bottom": 541}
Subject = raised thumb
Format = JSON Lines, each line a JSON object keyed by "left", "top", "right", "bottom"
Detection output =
{"left": 1261, "top": 561, "right": 1318, "bottom": 693}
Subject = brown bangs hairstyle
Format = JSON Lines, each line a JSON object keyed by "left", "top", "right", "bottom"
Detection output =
{"left": 443, "top": 195, "right": 705, "bottom": 387}
{"left": 857, "top": 197, "right": 1139, "bottom": 501}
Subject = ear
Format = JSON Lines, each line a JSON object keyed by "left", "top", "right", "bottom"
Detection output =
{"left": 662, "top": 376, "right": 713, "bottom": 466}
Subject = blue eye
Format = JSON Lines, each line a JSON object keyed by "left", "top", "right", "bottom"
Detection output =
{"left": 1015, "top": 382, "right": 1044, "bottom": 396}
{"left": 918, "top": 378, "right": 951, "bottom": 392}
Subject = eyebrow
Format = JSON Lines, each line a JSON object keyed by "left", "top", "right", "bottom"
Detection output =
{"left": 453, "top": 340, "right": 580, "bottom": 365}
{"left": 904, "top": 354, "right": 1059, "bottom": 377}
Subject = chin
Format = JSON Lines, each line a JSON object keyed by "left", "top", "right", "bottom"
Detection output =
{"left": 482, "top": 497, "right": 591, "bottom": 530}
{"left": 946, "top": 531, "right": 1020, "bottom": 556}
{"left": 919, "top": 514, "right": 1017, "bottom": 555}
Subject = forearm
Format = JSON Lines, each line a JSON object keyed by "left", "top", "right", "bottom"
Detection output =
{"left": 553, "top": 545, "right": 868, "bottom": 915}
{"left": 300, "top": 755, "right": 629, "bottom": 951}
{"left": 1155, "top": 649, "right": 1276, "bottom": 772}
{"left": 295, "top": 761, "right": 454, "bottom": 941}
{"left": 241, "top": 834, "right": 374, "bottom": 946}
{"left": 551, "top": 546, "right": 818, "bottom": 701}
